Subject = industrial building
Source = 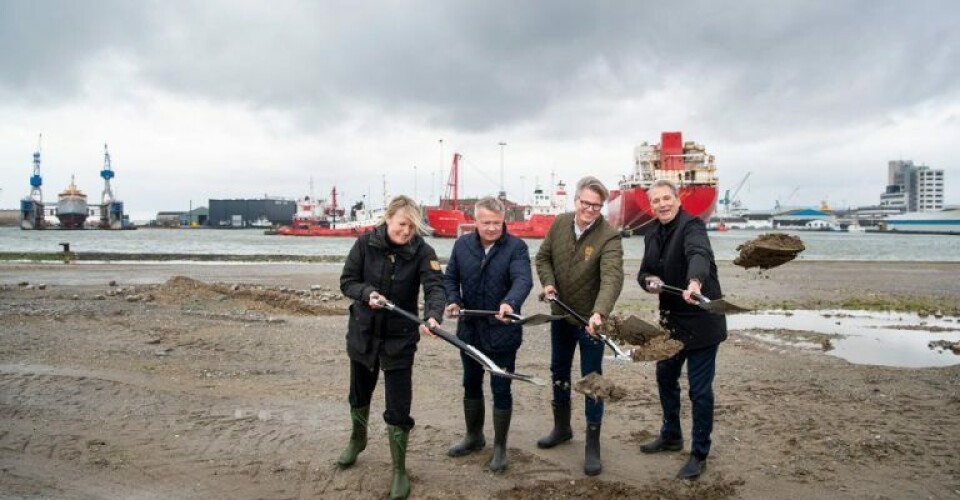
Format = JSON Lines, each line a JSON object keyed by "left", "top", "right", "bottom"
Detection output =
{"left": 208, "top": 198, "right": 295, "bottom": 228}
{"left": 880, "top": 160, "right": 945, "bottom": 212}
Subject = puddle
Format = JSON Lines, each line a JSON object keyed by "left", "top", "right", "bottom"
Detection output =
{"left": 728, "top": 310, "right": 960, "bottom": 368}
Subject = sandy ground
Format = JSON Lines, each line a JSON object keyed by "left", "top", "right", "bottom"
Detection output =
{"left": 1, "top": 260, "right": 959, "bottom": 499}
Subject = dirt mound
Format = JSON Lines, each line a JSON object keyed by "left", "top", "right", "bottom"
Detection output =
{"left": 502, "top": 477, "right": 741, "bottom": 499}
{"left": 154, "top": 276, "right": 347, "bottom": 316}
{"left": 734, "top": 233, "right": 805, "bottom": 270}
{"left": 574, "top": 372, "right": 627, "bottom": 402}
{"left": 604, "top": 314, "right": 684, "bottom": 361}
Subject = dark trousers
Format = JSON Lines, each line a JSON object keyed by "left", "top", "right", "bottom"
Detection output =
{"left": 461, "top": 349, "right": 517, "bottom": 410}
{"left": 549, "top": 320, "right": 605, "bottom": 424}
{"left": 348, "top": 359, "right": 414, "bottom": 430}
{"left": 655, "top": 344, "right": 718, "bottom": 459}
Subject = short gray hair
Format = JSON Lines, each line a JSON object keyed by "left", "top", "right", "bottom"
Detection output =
{"left": 474, "top": 196, "right": 505, "bottom": 215}
{"left": 646, "top": 179, "right": 678, "bottom": 198}
{"left": 575, "top": 176, "right": 609, "bottom": 202}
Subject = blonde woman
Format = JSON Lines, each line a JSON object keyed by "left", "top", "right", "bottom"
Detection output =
{"left": 337, "top": 195, "right": 446, "bottom": 499}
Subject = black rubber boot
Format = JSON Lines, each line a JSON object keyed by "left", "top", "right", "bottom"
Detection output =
{"left": 583, "top": 423, "right": 602, "bottom": 476}
{"left": 448, "top": 399, "right": 486, "bottom": 457}
{"left": 488, "top": 408, "right": 512, "bottom": 473}
{"left": 639, "top": 436, "right": 684, "bottom": 453}
{"left": 336, "top": 405, "right": 369, "bottom": 467}
{"left": 387, "top": 425, "right": 410, "bottom": 500}
{"left": 536, "top": 401, "right": 573, "bottom": 449}
{"left": 677, "top": 454, "right": 706, "bottom": 480}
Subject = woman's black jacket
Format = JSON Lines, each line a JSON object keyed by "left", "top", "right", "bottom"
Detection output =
{"left": 340, "top": 226, "right": 446, "bottom": 371}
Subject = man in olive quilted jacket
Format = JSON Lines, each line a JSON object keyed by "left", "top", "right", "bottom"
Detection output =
{"left": 534, "top": 176, "right": 624, "bottom": 476}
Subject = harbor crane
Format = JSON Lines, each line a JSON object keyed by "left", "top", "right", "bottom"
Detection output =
{"left": 100, "top": 144, "right": 115, "bottom": 205}
{"left": 720, "top": 171, "right": 751, "bottom": 214}
{"left": 19, "top": 134, "right": 46, "bottom": 229}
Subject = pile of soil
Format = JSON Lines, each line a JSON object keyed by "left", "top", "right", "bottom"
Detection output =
{"left": 734, "top": 233, "right": 806, "bottom": 270}
{"left": 605, "top": 314, "right": 684, "bottom": 361}
{"left": 573, "top": 372, "right": 628, "bottom": 402}
{"left": 155, "top": 276, "right": 348, "bottom": 316}
{"left": 503, "top": 477, "right": 741, "bottom": 499}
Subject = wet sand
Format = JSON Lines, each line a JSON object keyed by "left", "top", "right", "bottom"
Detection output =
{"left": 1, "top": 260, "right": 958, "bottom": 499}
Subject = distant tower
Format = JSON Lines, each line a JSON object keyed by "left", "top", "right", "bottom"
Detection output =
{"left": 101, "top": 144, "right": 115, "bottom": 205}
{"left": 98, "top": 143, "right": 125, "bottom": 229}
{"left": 30, "top": 134, "right": 43, "bottom": 203}
{"left": 20, "top": 134, "right": 45, "bottom": 229}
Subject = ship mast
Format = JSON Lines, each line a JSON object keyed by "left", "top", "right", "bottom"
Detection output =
{"left": 442, "top": 153, "right": 462, "bottom": 211}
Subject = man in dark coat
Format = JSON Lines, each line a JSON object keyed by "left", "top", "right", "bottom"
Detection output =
{"left": 337, "top": 195, "right": 446, "bottom": 500}
{"left": 637, "top": 180, "right": 728, "bottom": 481}
{"left": 443, "top": 196, "right": 533, "bottom": 473}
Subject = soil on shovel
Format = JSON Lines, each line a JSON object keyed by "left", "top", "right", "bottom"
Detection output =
{"left": 574, "top": 372, "right": 628, "bottom": 402}
{"left": 604, "top": 314, "right": 684, "bottom": 361}
{"left": 631, "top": 335, "right": 684, "bottom": 361}
{"left": 734, "top": 233, "right": 806, "bottom": 270}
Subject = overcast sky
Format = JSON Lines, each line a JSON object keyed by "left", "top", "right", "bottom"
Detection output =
{"left": 1, "top": 0, "right": 958, "bottom": 220}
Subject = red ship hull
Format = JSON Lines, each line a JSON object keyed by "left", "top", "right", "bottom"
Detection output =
{"left": 426, "top": 208, "right": 473, "bottom": 238}
{"left": 607, "top": 184, "right": 718, "bottom": 235}
{"left": 505, "top": 213, "right": 556, "bottom": 239}
{"left": 277, "top": 222, "right": 376, "bottom": 237}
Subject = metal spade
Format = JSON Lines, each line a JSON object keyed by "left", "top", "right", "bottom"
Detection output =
{"left": 659, "top": 284, "right": 751, "bottom": 315}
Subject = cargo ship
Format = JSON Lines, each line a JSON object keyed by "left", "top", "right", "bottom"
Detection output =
{"left": 276, "top": 187, "right": 380, "bottom": 237}
{"left": 427, "top": 153, "right": 568, "bottom": 238}
{"left": 607, "top": 131, "right": 719, "bottom": 234}
{"left": 56, "top": 175, "right": 89, "bottom": 230}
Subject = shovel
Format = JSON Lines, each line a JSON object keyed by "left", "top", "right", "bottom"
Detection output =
{"left": 658, "top": 284, "right": 751, "bottom": 315}
{"left": 376, "top": 299, "right": 546, "bottom": 386}
{"left": 456, "top": 309, "right": 566, "bottom": 326}
{"left": 541, "top": 295, "right": 633, "bottom": 361}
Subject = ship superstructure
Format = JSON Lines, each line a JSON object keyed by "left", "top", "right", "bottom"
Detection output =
{"left": 607, "top": 131, "right": 719, "bottom": 234}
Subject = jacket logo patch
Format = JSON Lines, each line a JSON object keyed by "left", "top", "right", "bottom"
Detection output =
{"left": 430, "top": 260, "right": 441, "bottom": 271}
{"left": 584, "top": 246, "right": 594, "bottom": 261}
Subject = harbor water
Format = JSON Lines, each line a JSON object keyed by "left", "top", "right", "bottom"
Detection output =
{"left": 1, "top": 226, "right": 959, "bottom": 261}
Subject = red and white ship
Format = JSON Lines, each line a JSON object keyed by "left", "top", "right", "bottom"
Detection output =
{"left": 504, "top": 180, "right": 567, "bottom": 238}
{"left": 607, "top": 131, "right": 719, "bottom": 235}
{"left": 426, "top": 153, "right": 567, "bottom": 239}
{"left": 276, "top": 187, "right": 380, "bottom": 237}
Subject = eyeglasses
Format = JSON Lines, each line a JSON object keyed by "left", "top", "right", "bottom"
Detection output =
{"left": 578, "top": 199, "right": 603, "bottom": 211}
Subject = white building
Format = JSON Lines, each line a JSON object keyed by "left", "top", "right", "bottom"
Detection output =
{"left": 879, "top": 160, "right": 944, "bottom": 212}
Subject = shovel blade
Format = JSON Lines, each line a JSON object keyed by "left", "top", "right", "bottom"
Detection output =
{"left": 699, "top": 299, "right": 751, "bottom": 315}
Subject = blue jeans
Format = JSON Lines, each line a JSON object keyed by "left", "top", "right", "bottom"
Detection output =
{"left": 655, "top": 344, "right": 718, "bottom": 459}
{"left": 549, "top": 320, "right": 605, "bottom": 424}
{"left": 461, "top": 349, "right": 517, "bottom": 410}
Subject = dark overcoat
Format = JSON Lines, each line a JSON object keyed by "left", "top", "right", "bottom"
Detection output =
{"left": 340, "top": 225, "right": 446, "bottom": 371}
{"left": 637, "top": 209, "right": 727, "bottom": 350}
{"left": 443, "top": 228, "right": 533, "bottom": 354}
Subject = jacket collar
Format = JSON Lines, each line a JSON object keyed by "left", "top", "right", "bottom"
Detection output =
{"left": 368, "top": 224, "right": 419, "bottom": 260}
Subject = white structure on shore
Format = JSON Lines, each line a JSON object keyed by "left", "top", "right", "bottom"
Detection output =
{"left": 880, "top": 160, "right": 944, "bottom": 212}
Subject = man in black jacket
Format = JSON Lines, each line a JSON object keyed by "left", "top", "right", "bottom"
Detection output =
{"left": 636, "top": 180, "right": 727, "bottom": 480}
{"left": 338, "top": 195, "right": 446, "bottom": 500}
{"left": 443, "top": 196, "right": 533, "bottom": 473}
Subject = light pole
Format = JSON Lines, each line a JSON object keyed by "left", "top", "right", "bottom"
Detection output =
{"left": 413, "top": 165, "right": 418, "bottom": 204}
{"left": 498, "top": 141, "right": 507, "bottom": 201}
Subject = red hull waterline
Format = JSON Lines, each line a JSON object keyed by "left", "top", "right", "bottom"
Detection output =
{"left": 607, "top": 185, "right": 718, "bottom": 235}
{"left": 428, "top": 210, "right": 557, "bottom": 239}
{"left": 277, "top": 224, "right": 376, "bottom": 237}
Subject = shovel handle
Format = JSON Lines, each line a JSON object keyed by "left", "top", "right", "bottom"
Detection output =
{"left": 659, "top": 284, "right": 710, "bottom": 304}
{"left": 457, "top": 310, "right": 523, "bottom": 322}
{"left": 543, "top": 296, "right": 631, "bottom": 360}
